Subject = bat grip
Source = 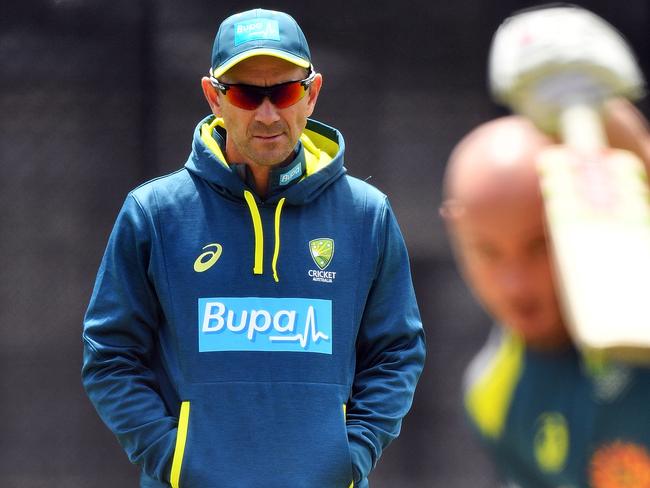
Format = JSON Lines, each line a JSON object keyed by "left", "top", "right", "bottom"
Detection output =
{"left": 559, "top": 103, "right": 607, "bottom": 153}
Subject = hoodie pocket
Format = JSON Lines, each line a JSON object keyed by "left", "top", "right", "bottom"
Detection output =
{"left": 177, "top": 382, "right": 353, "bottom": 488}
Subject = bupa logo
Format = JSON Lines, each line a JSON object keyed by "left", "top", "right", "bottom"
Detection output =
{"left": 234, "top": 18, "right": 280, "bottom": 46}
{"left": 279, "top": 164, "right": 302, "bottom": 185}
{"left": 198, "top": 297, "right": 332, "bottom": 354}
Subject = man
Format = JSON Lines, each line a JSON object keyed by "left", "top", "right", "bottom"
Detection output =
{"left": 441, "top": 101, "right": 650, "bottom": 487}
{"left": 82, "top": 8, "right": 425, "bottom": 488}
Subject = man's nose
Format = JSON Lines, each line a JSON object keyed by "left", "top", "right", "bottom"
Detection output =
{"left": 497, "top": 265, "right": 532, "bottom": 296}
{"left": 254, "top": 97, "right": 281, "bottom": 125}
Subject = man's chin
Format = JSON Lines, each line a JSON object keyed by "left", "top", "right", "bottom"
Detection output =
{"left": 510, "top": 322, "right": 571, "bottom": 350}
{"left": 247, "top": 147, "right": 293, "bottom": 167}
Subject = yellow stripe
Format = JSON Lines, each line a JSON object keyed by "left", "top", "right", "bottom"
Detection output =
{"left": 343, "top": 404, "right": 354, "bottom": 487}
{"left": 464, "top": 331, "right": 524, "bottom": 439}
{"left": 212, "top": 49, "right": 310, "bottom": 78}
{"left": 200, "top": 118, "right": 229, "bottom": 168}
{"left": 170, "top": 401, "right": 191, "bottom": 488}
{"left": 272, "top": 198, "right": 286, "bottom": 283}
{"left": 244, "top": 191, "right": 264, "bottom": 275}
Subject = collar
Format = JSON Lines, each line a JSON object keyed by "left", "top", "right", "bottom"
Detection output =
{"left": 212, "top": 126, "right": 306, "bottom": 198}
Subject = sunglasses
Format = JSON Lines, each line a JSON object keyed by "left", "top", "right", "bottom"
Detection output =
{"left": 209, "top": 70, "right": 316, "bottom": 110}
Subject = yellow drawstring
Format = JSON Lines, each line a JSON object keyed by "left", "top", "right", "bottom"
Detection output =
{"left": 243, "top": 191, "right": 285, "bottom": 282}
{"left": 244, "top": 191, "right": 264, "bottom": 275}
{"left": 272, "top": 198, "right": 286, "bottom": 282}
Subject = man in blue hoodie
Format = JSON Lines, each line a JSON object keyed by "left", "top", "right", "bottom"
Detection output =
{"left": 82, "top": 8, "right": 425, "bottom": 488}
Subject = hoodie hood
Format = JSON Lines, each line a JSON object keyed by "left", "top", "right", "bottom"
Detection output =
{"left": 185, "top": 115, "right": 347, "bottom": 205}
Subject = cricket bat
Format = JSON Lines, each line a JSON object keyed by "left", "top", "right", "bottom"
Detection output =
{"left": 488, "top": 6, "right": 650, "bottom": 363}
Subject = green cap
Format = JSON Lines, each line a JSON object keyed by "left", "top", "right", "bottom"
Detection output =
{"left": 210, "top": 8, "right": 312, "bottom": 78}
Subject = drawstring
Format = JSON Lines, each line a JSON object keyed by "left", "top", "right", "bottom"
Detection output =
{"left": 272, "top": 198, "right": 286, "bottom": 282}
{"left": 244, "top": 191, "right": 264, "bottom": 275}
{"left": 243, "top": 190, "right": 286, "bottom": 282}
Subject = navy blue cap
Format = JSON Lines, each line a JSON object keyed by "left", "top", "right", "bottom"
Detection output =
{"left": 211, "top": 8, "right": 311, "bottom": 78}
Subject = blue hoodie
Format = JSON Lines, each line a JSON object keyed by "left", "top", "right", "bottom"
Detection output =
{"left": 82, "top": 115, "right": 425, "bottom": 488}
{"left": 464, "top": 327, "right": 650, "bottom": 487}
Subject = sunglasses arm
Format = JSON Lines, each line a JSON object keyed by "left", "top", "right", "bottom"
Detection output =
{"left": 209, "top": 76, "right": 229, "bottom": 94}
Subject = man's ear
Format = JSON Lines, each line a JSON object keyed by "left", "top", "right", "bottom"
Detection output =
{"left": 201, "top": 76, "right": 222, "bottom": 117}
{"left": 304, "top": 73, "right": 323, "bottom": 118}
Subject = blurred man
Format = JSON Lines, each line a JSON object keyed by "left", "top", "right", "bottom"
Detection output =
{"left": 441, "top": 101, "right": 650, "bottom": 487}
{"left": 82, "top": 8, "right": 425, "bottom": 488}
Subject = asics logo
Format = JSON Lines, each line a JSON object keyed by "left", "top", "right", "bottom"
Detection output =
{"left": 198, "top": 297, "right": 333, "bottom": 354}
{"left": 193, "top": 243, "right": 222, "bottom": 272}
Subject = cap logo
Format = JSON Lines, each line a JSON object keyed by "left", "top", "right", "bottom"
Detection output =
{"left": 234, "top": 18, "right": 280, "bottom": 46}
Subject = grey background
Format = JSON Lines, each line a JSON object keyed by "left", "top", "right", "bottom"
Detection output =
{"left": 1, "top": 0, "right": 648, "bottom": 486}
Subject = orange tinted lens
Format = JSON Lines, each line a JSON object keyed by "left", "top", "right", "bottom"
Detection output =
{"left": 270, "top": 82, "right": 306, "bottom": 108}
{"left": 225, "top": 85, "right": 265, "bottom": 110}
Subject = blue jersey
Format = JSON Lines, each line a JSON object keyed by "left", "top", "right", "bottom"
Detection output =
{"left": 464, "top": 327, "right": 650, "bottom": 488}
{"left": 82, "top": 116, "right": 426, "bottom": 487}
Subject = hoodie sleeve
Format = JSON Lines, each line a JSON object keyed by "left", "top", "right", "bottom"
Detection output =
{"left": 346, "top": 197, "right": 426, "bottom": 482}
{"left": 81, "top": 194, "right": 176, "bottom": 482}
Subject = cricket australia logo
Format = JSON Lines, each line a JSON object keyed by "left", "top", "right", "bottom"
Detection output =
{"left": 534, "top": 412, "right": 569, "bottom": 474}
{"left": 308, "top": 238, "right": 337, "bottom": 283}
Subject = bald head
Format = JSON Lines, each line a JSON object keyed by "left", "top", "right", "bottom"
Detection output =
{"left": 443, "top": 116, "right": 553, "bottom": 215}
{"left": 442, "top": 116, "right": 569, "bottom": 350}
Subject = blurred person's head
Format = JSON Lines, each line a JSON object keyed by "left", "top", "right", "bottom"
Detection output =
{"left": 441, "top": 116, "right": 570, "bottom": 350}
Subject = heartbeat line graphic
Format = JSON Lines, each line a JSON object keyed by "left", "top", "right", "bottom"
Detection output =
{"left": 269, "top": 306, "right": 330, "bottom": 348}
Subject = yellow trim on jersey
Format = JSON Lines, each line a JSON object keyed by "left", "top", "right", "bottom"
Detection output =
{"left": 342, "top": 403, "right": 354, "bottom": 488}
{"left": 170, "top": 401, "right": 191, "bottom": 488}
{"left": 301, "top": 130, "right": 337, "bottom": 175}
{"left": 200, "top": 118, "right": 229, "bottom": 168}
{"left": 465, "top": 331, "right": 524, "bottom": 439}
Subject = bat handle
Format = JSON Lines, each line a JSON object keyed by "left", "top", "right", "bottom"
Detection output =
{"left": 559, "top": 103, "right": 608, "bottom": 153}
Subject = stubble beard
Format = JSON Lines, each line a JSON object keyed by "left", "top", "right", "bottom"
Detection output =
{"left": 243, "top": 121, "right": 295, "bottom": 167}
